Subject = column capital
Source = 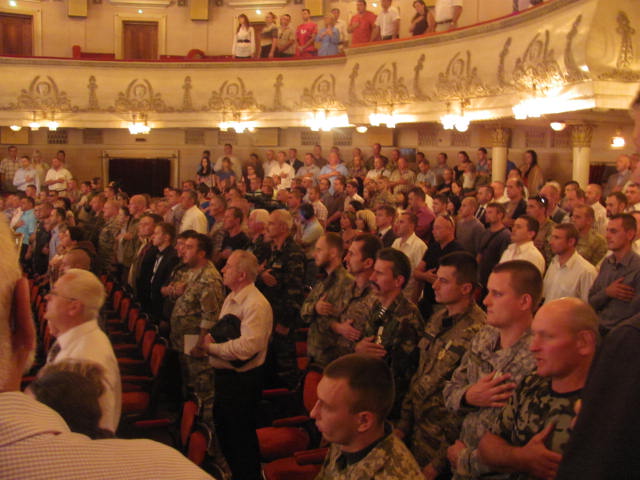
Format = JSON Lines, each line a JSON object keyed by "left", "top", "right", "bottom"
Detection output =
{"left": 571, "top": 124, "right": 594, "bottom": 148}
{"left": 491, "top": 127, "right": 511, "bottom": 147}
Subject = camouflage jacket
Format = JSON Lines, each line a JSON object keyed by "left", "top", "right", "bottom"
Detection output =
{"left": 256, "top": 236, "right": 305, "bottom": 329}
{"left": 316, "top": 427, "right": 423, "bottom": 480}
{"left": 97, "top": 218, "right": 120, "bottom": 274}
{"left": 533, "top": 218, "right": 556, "bottom": 267}
{"left": 443, "top": 326, "right": 535, "bottom": 479}
{"left": 363, "top": 293, "right": 425, "bottom": 419}
{"left": 488, "top": 374, "right": 581, "bottom": 480}
{"left": 302, "top": 265, "right": 354, "bottom": 366}
{"left": 119, "top": 216, "right": 141, "bottom": 267}
{"left": 169, "top": 261, "right": 224, "bottom": 352}
{"left": 398, "top": 303, "right": 486, "bottom": 472}
{"left": 577, "top": 229, "right": 607, "bottom": 266}
{"left": 334, "top": 282, "right": 379, "bottom": 359}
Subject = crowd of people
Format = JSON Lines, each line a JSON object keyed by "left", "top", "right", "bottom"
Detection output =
{"left": 1, "top": 89, "right": 639, "bottom": 480}
{"left": 230, "top": 0, "right": 547, "bottom": 59}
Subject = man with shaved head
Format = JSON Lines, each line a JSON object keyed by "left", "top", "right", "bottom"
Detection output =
{"left": 479, "top": 298, "right": 598, "bottom": 480}
{"left": 604, "top": 154, "right": 632, "bottom": 197}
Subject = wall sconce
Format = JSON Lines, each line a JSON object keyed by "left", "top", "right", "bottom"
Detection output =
{"left": 128, "top": 113, "right": 151, "bottom": 134}
{"left": 550, "top": 122, "right": 566, "bottom": 132}
{"left": 611, "top": 131, "right": 626, "bottom": 149}
{"left": 9, "top": 125, "right": 22, "bottom": 132}
{"left": 305, "top": 110, "right": 350, "bottom": 132}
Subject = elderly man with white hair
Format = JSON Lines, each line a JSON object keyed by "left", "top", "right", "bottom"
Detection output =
{"left": 43, "top": 268, "right": 121, "bottom": 434}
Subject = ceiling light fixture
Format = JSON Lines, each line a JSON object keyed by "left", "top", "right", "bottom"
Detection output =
{"left": 355, "top": 125, "right": 368, "bottom": 134}
{"left": 610, "top": 132, "right": 626, "bottom": 149}
{"left": 306, "top": 110, "right": 350, "bottom": 132}
{"left": 550, "top": 121, "right": 566, "bottom": 132}
{"left": 9, "top": 125, "right": 21, "bottom": 132}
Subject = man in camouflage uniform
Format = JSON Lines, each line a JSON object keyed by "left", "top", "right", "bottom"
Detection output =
{"left": 333, "top": 233, "right": 382, "bottom": 359}
{"left": 443, "top": 260, "right": 541, "bottom": 479}
{"left": 312, "top": 354, "right": 423, "bottom": 480}
{"left": 397, "top": 252, "right": 485, "bottom": 480}
{"left": 478, "top": 298, "right": 598, "bottom": 480}
{"left": 355, "top": 248, "right": 424, "bottom": 419}
{"left": 116, "top": 194, "right": 147, "bottom": 282}
{"left": 169, "top": 232, "right": 224, "bottom": 418}
{"left": 572, "top": 205, "right": 608, "bottom": 266}
{"left": 301, "top": 233, "right": 354, "bottom": 367}
{"left": 256, "top": 209, "right": 305, "bottom": 388}
{"left": 97, "top": 199, "right": 120, "bottom": 275}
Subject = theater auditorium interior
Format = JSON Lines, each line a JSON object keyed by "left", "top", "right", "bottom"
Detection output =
{"left": 1, "top": 0, "right": 640, "bottom": 478}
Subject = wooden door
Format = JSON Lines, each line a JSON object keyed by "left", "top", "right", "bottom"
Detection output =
{"left": 123, "top": 21, "right": 158, "bottom": 60}
{"left": 0, "top": 13, "right": 33, "bottom": 56}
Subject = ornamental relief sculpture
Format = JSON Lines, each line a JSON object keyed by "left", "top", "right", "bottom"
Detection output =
{"left": 564, "top": 15, "right": 590, "bottom": 82}
{"left": 297, "top": 74, "right": 344, "bottom": 110}
{"left": 599, "top": 11, "right": 640, "bottom": 81}
{"left": 361, "top": 62, "right": 411, "bottom": 107}
{"left": 1, "top": 75, "right": 79, "bottom": 113}
{"left": 434, "top": 50, "right": 491, "bottom": 101}
{"left": 205, "top": 77, "right": 263, "bottom": 112}
{"left": 512, "top": 30, "right": 564, "bottom": 92}
{"left": 112, "top": 78, "right": 171, "bottom": 113}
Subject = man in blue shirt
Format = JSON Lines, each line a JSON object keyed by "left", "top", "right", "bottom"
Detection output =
{"left": 15, "top": 196, "right": 37, "bottom": 264}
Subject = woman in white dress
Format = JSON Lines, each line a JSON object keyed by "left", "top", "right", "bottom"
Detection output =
{"left": 232, "top": 14, "right": 255, "bottom": 59}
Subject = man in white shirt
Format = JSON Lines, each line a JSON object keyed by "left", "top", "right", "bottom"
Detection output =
{"left": 434, "top": 0, "right": 463, "bottom": 31}
{"left": 0, "top": 219, "right": 213, "bottom": 480}
{"left": 270, "top": 150, "right": 295, "bottom": 190}
{"left": 44, "top": 268, "right": 121, "bottom": 434}
{"left": 44, "top": 156, "right": 73, "bottom": 195}
{"left": 13, "top": 155, "right": 40, "bottom": 193}
{"left": 392, "top": 211, "right": 427, "bottom": 303}
{"left": 585, "top": 184, "right": 608, "bottom": 235}
{"left": 201, "top": 250, "right": 272, "bottom": 480}
{"left": 179, "top": 190, "right": 208, "bottom": 234}
{"left": 373, "top": 0, "right": 399, "bottom": 40}
{"left": 543, "top": 223, "right": 597, "bottom": 303}
{"left": 345, "top": 178, "right": 365, "bottom": 211}
{"left": 500, "top": 215, "right": 546, "bottom": 275}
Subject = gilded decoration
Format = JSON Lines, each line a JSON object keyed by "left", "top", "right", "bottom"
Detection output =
{"left": 492, "top": 127, "right": 511, "bottom": 147}
{"left": 267, "top": 74, "right": 288, "bottom": 112}
{"left": 434, "top": 51, "right": 491, "bottom": 101}
{"left": 512, "top": 31, "right": 564, "bottom": 91}
{"left": 348, "top": 63, "right": 362, "bottom": 105}
{"left": 181, "top": 76, "right": 194, "bottom": 112}
{"left": 599, "top": 11, "right": 640, "bottom": 81}
{"left": 297, "top": 74, "right": 344, "bottom": 110}
{"left": 361, "top": 63, "right": 411, "bottom": 107}
{"left": 571, "top": 124, "right": 594, "bottom": 147}
{"left": 206, "top": 77, "right": 262, "bottom": 112}
{"left": 564, "top": 15, "right": 590, "bottom": 82}
{"left": 87, "top": 76, "right": 99, "bottom": 111}
{"left": 497, "top": 38, "right": 513, "bottom": 88}
{"left": 112, "top": 78, "right": 171, "bottom": 113}
{"left": 413, "top": 54, "right": 430, "bottom": 101}
{"left": 10, "top": 76, "right": 78, "bottom": 113}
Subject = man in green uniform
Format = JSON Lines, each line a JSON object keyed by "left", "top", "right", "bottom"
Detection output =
{"left": 355, "top": 248, "right": 424, "bottom": 419}
{"left": 397, "top": 252, "right": 485, "bottom": 479}
{"left": 169, "top": 232, "right": 224, "bottom": 417}
{"left": 97, "top": 199, "right": 120, "bottom": 275}
{"left": 312, "top": 354, "right": 423, "bottom": 480}
{"left": 302, "top": 233, "right": 354, "bottom": 367}
{"left": 478, "top": 298, "right": 598, "bottom": 480}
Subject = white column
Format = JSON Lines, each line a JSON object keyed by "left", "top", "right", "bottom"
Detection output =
{"left": 571, "top": 125, "right": 594, "bottom": 189}
{"left": 491, "top": 127, "right": 510, "bottom": 182}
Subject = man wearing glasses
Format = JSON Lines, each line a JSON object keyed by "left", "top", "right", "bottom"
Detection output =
{"left": 44, "top": 269, "right": 121, "bottom": 435}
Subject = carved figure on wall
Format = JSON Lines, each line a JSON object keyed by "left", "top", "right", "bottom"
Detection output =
{"left": 298, "top": 74, "right": 344, "bottom": 110}
{"left": 14, "top": 76, "right": 77, "bottom": 113}
{"left": 434, "top": 50, "right": 490, "bottom": 100}
{"left": 361, "top": 62, "right": 410, "bottom": 106}
{"left": 113, "top": 78, "right": 170, "bottom": 113}
{"left": 512, "top": 30, "right": 564, "bottom": 92}
{"left": 206, "top": 77, "right": 262, "bottom": 112}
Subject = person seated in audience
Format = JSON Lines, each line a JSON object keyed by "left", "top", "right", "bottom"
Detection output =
{"left": 455, "top": 197, "right": 484, "bottom": 255}
{"left": 604, "top": 153, "right": 632, "bottom": 197}
{"left": 397, "top": 252, "right": 485, "bottom": 480}
{"left": 303, "top": 233, "right": 355, "bottom": 366}
{"left": 0, "top": 219, "right": 213, "bottom": 479}
{"left": 572, "top": 205, "right": 607, "bottom": 266}
{"left": 503, "top": 178, "right": 527, "bottom": 228}
{"left": 543, "top": 223, "right": 597, "bottom": 303}
{"left": 355, "top": 248, "right": 424, "bottom": 419}
{"left": 28, "top": 359, "right": 113, "bottom": 439}
{"left": 526, "top": 195, "right": 555, "bottom": 266}
{"left": 444, "top": 260, "right": 541, "bottom": 479}
{"left": 605, "top": 191, "right": 628, "bottom": 218}
{"left": 540, "top": 182, "right": 570, "bottom": 224}
{"left": 43, "top": 268, "right": 121, "bottom": 434}
{"left": 588, "top": 213, "right": 640, "bottom": 334}
{"left": 391, "top": 211, "right": 427, "bottom": 303}
{"left": 312, "top": 354, "right": 423, "bottom": 479}
{"left": 500, "top": 215, "right": 546, "bottom": 275}
{"left": 478, "top": 298, "right": 598, "bottom": 480}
